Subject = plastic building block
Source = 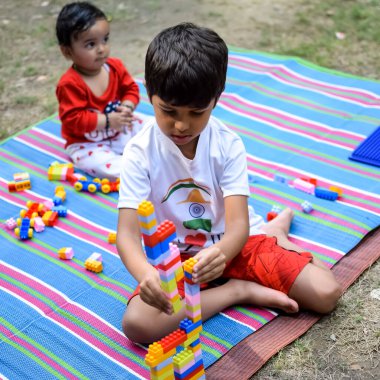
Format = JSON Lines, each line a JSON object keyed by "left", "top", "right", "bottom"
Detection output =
{"left": 5, "top": 217, "right": 17, "bottom": 230}
{"left": 20, "top": 201, "right": 44, "bottom": 219}
{"left": 314, "top": 187, "right": 339, "bottom": 201}
{"left": 13, "top": 172, "right": 30, "bottom": 182}
{"left": 108, "top": 232, "right": 117, "bottom": 244}
{"left": 247, "top": 173, "right": 256, "bottom": 184}
{"left": 329, "top": 185, "right": 343, "bottom": 197}
{"left": 85, "top": 259, "right": 103, "bottom": 273}
{"left": 301, "top": 177, "right": 317, "bottom": 186}
{"left": 266, "top": 211, "right": 278, "bottom": 221}
{"left": 53, "top": 186, "right": 66, "bottom": 205}
{"left": 42, "top": 211, "right": 59, "bottom": 226}
{"left": 100, "top": 178, "right": 120, "bottom": 193}
{"left": 137, "top": 200, "right": 155, "bottom": 217}
{"left": 301, "top": 201, "right": 313, "bottom": 213}
{"left": 183, "top": 258, "right": 197, "bottom": 276}
{"left": 274, "top": 174, "right": 289, "bottom": 184}
{"left": 15, "top": 218, "right": 34, "bottom": 240}
{"left": 58, "top": 247, "right": 74, "bottom": 260}
{"left": 67, "top": 172, "right": 83, "bottom": 184}
{"left": 292, "top": 178, "right": 315, "bottom": 194}
{"left": 8, "top": 179, "right": 31, "bottom": 192}
{"left": 52, "top": 205, "right": 68, "bottom": 217}
{"left": 33, "top": 217, "right": 45, "bottom": 232}
{"left": 43, "top": 199, "right": 54, "bottom": 209}
{"left": 74, "top": 177, "right": 101, "bottom": 193}
{"left": 87, "top": 252, "right": 102, "bottom": 262}
{"left": 159, "top": 329, "right": 187, "bottom": 353}
{"left": 48, "top": 161, "right": 74, "bottom": 181}
{"left": 349, "top": 125, "right": 380, "bottom": 167}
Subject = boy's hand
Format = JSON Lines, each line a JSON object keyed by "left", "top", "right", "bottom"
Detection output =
{"left": 139, "top": 266, "right": 173, "bottom": 315}
{"left": 192, "top": 246, "right": 226, "bottom": 284}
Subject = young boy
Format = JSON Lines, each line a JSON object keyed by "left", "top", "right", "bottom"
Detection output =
{"left": 117, "top": 23, "right": 342, "bottom": 343}
{"left": 56, "top": 2, "right": 141, "bottom": 180}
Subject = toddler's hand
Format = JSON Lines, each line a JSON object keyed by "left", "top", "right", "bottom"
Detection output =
{"left": 108, "top": 107, "right": 134, "bottom": 131}
{"left": 139, "top": 267, "right": 173, "bottom": 315}
{"left": 192, "top": 246, "right": 226, "bottom": 284}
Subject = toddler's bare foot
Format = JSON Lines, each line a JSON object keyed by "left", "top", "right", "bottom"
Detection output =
{"left": 228, "top": 278, "right": 299, "bottom": 313}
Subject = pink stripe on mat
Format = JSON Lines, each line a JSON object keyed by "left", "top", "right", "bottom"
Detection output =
{"left": 221, "top": 93, "right": 362, "bottom": 143}
{"left": 229, "top": 56, "right": 380, "bottom": 105}
{"left": 0, "top": 276, "right": 148, "bottom": 378}
{"left": 219, "top": 100, "right": 356, "bottom": 149}
{"left": 0, "top": 151, "right": 46, "bottom": 176}
{"left": 16, "top": 135, "right": 69, "bottom": 161}
{"left": 0, "top": 325, "right": 78, "bottom": 380}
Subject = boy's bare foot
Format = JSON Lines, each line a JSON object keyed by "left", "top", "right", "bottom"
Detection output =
{"left": 227, "top": 278, "right": 299, "bottom": 313}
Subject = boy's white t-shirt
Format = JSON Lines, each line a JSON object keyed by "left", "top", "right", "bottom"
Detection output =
{"left": 118, "top": 116, "right": 264, "bottom": 254}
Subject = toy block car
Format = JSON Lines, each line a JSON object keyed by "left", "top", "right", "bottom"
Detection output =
{"left": 100, "top": 178, "right": 120, "bottom": 193}
{"left": 73, "top": 176, "right": 101, "bottom": 193}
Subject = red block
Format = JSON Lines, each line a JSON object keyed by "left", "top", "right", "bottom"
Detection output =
{"left": 267, "top": 211, "right": 278, "bottom": 222}
{"left": 158, "top": 329, "right": 186, "bottom": 353}
{"left": 142, "top": 232, "right": 160, "bottom": 247}
{"left": 157, "top": 220, "right": 176, "bottom": 241}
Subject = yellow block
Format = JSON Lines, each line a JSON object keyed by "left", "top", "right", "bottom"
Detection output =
{"left": 173, "top": 348, "right": 194, "bottom": 369}
{"left": 139, "top": 218, "right": 157, "bottom": 230}
{"left": 145, "top": 348, "right": 176, "bottom": 367}
{"left": 147, "top": 342, "right": 163, "bottom": 358}
{"left": 137, "top": 200, "right": 155, "bottom": 217}
{"left": 150, "top": 363, "right": 173, "bottom": 377}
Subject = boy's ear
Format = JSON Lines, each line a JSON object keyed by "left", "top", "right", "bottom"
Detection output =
{"left": 60, "top": 45, "right": 72, "bottom": 60}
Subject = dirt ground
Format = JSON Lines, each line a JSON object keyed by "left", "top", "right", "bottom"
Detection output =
{"left": 1, "top": 0, "right": 379, "bottom": 379}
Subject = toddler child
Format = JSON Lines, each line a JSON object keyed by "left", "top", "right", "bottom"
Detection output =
{"left": 116, "top": 23, "right": 342, "bottom": 343}
{"left": 56, "top": 1, "right": 141, "bottom": 180}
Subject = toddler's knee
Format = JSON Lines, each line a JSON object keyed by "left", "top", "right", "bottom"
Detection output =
{"left": 314, "top": 282, "right": 342, "bottom": 314}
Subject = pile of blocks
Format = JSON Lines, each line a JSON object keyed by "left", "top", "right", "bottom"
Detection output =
{"left": 137, "top": 201, "right": 205, "bottom": 380}
{"left": 5, "top": 184, "right": 68, "bottom": 241}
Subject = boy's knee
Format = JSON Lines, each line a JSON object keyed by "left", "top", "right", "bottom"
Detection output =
{"left": 122, "top": 310, "right": 150, "bottom": 343}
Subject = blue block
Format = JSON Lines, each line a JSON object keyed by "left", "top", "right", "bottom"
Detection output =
{"left": 145, "top": 244, "right": 162, "bottom": 260}
{"left": 52, "top": 205, "right": 67, "bottom": 217}
{"left": 137, "top": 213, "right": 156, "bottom": 225}
{"left": 160, "top": 232, "right": 176, "bottom": 252}
{"left": 52, "top": 195, "right": 63, "bottom": 206}
{"left": 140, "top": 225, "right": 157, "bottom": 235}
{"left": 314, "top": 187, "right": 338, "bottom": 201}
{"left": 179, "top": 318, "right": 202, "bottom": 334}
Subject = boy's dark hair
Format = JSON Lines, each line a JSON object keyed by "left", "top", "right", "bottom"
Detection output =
{"left": 56, "top": 1, "right": 107, "bottom": 46}
{"left": 145, "top": 23, "right": 228, "bottom": 108}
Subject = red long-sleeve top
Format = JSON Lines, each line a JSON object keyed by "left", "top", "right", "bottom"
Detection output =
{"left": 56, "top": 57, "right": 140, "bottom": 148}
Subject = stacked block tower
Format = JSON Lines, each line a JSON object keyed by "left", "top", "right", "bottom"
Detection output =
{"left": 137, "top": 201, "right": 205, "bottom": 380}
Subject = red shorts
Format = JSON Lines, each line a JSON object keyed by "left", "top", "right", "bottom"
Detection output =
{"left": 128, "top": 234, "right": 313, "bottom": 303}
{"left": 223, "top": 234, "right": 313, "bottom": 294}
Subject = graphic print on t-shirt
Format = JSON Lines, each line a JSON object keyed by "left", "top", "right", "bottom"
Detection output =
{"left": 161, "top": 178, "right": 213, "bottom": 249}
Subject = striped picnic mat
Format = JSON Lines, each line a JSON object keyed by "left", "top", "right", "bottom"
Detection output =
{"left": 1, "top": 49, "right": 380, "bottom": 379}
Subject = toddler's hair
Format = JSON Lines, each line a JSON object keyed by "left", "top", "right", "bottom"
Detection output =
{"left": 56, "top": 1, "right": 107, "bottom": 46}
{"left": 145, "top": 23, "right": 228, "bottom": 108}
